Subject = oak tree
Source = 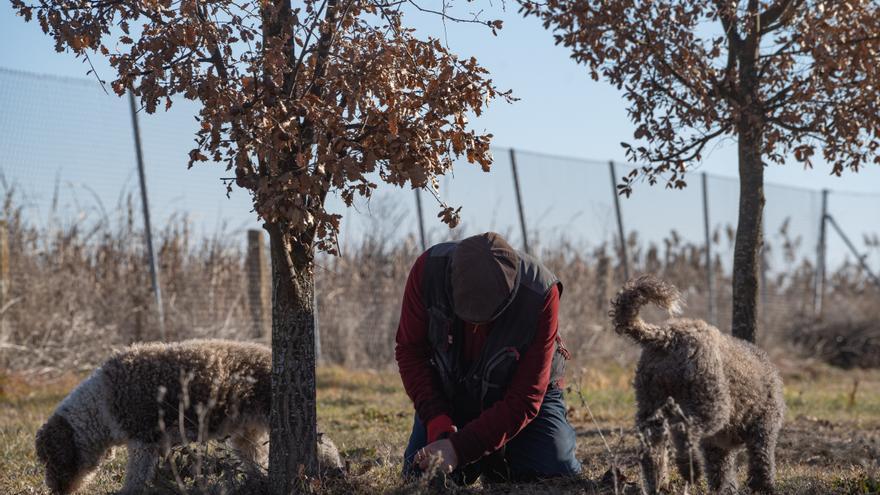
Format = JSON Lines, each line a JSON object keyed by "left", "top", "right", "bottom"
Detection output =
{"left": 12, "top": 0, "right": 508, "bottom": 491}
{"left": 521, "top": 0, "right": 880, "bottom": 342}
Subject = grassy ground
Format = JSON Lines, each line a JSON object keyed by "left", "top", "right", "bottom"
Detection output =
{"left": 2, "top": 361, "right": 879, "bottom": 494}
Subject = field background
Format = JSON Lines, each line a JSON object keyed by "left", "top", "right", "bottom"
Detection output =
{"left": 3, "top": 68, "right": 880, "bottom": 375}
{"left": 2, "top": 186, "right": 880, "bottom": 493}
{"left": 3, "top": 186, "right": 880, "bottom": 373}
{"left": 2, "top": 362, "right": 879, "bottom": 494}
{"left": 3, "top": 67, "right": 880, "bottom": 495}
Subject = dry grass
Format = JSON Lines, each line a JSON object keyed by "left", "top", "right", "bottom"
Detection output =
{"left": 0, "top": 185, "right": 255, "bottom": 371}
{"left": 3, "top": 185, "right": 880, "bottom": 373}
{"left": 2, "top": 179, "right": 880, "bottom": 493}
{"left": 2, "top": 364, "right": 879, "bottom": 494}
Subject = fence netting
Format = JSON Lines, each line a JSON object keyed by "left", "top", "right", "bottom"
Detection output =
{"left": 1, "top": 68, "right": 878, "bottom": 372}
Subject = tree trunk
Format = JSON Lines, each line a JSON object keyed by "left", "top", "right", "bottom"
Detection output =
{"left": 731, "top": 118, "right": 764, "bottom": 343}
{"left": 267, "top": 223, "right": 318, "bottom": 494}
{"left": 730, "top": 8, "right": 766, "bottom": 344}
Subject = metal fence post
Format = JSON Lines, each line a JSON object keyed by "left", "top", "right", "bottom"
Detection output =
{"left": 702, "top": 173, "right": 716, "bottom": 325}
{"left": 509, "top": 148, "right": 531, "bottom": 254}
{"left": 246, "top": 230, "right": 271, "bottom": 341}
{"left": 0, "top": 219, "right": 8, "bottom": 338}
{"left": 825, "top": 213, "right": 880, "bottom": 288}
{"left": 609, "top": 161, "right": 630, "bottom": 281}
{"left": 813, "top": 189, "right": 829, "bottom": 317}
{"left": 414, "top": 189, "right": 427, "bottom": 251}
{"left": 129, "top": 92, "right": 165, "bottom": 340}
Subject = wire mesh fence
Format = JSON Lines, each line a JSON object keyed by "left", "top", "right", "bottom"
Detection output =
{"left": 2, "top": 67, "right": 879, "bottom": 372}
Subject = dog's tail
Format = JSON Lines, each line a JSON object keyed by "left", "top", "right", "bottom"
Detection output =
{"left": 610, "top": 275, "right": 683, "bottom": 345}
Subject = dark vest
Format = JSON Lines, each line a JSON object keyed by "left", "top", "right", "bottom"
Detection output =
{"left": 422, "top": 241, "right": 568, "bottom": 419}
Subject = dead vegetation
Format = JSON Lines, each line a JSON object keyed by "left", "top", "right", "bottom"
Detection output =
{"left": 2, "top": 186, "right": 879, "bottom": 372}
{"left": 788, "top": 319, "right": 880, "bottom": 369}
{"left": 2, "top": 365, "right": 879, "bottom": 494}
{"left": 1, "top": 179, "right": 879, "bottom": 493}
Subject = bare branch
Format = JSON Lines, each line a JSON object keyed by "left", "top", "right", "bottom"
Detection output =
{"left": 647, "top": 125, "right": 731, "bottom": 163}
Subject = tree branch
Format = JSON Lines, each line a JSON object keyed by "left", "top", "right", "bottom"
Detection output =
{"left": 406, "top": 0, "right": 490, "bottom": 25}
{"left": 759, "top": 0, "right": 798, "bottom": 34}
{"left": 767, "top": 117, "right": 818, "bottom": 134}
{"left": 647, "top": 125, "right": 731, "bottom": 163}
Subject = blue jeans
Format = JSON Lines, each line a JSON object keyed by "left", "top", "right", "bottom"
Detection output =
{"left": 403, "top": 387, "right": 582, "bottom": 483}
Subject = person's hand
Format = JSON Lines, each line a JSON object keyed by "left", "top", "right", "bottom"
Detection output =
{"left": 414, "top": 438, "right": 459, "bottom": 473}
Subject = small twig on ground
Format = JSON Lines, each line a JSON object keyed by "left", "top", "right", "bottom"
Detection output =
{"left": 847, "top": 378, "right": 860, "bottom": 410}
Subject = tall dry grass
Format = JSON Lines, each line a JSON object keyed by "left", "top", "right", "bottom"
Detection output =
{"left": 0, "top": 184, "right": 251, "bottom": 371}
{"left": 2, "top": 183, "right": 879, "bottom": 373}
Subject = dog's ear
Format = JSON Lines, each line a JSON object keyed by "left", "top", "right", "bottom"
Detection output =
{"left": 35, "top": 414, "right": 80, "bottom": 494}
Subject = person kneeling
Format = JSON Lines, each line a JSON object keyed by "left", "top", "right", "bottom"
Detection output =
{"left": 395, "top": 232, "right": 582, "bottom": 484}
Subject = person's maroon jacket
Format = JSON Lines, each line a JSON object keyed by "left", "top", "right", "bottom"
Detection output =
{"left": 395, "top": 251, "right": 560, "bottom": 466}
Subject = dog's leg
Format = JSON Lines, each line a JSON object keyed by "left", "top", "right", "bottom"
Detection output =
{"left": 745, "top": 426, "right": 778, "bottom": 494}
{"left": 701, "top": 442, "right": 737, "bottom": 495}
{"left": 119, "top": 441, "right": 158, "bottom": 495}
{"left": 229, "top": 427, "right": 268, "bottom": 467}
{"left": 638, "top": 419, "right": 670, "bottom": 495}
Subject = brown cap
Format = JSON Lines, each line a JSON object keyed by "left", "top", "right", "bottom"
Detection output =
{"left": 450, "top": 232, "right": 520, "bottom": 323}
